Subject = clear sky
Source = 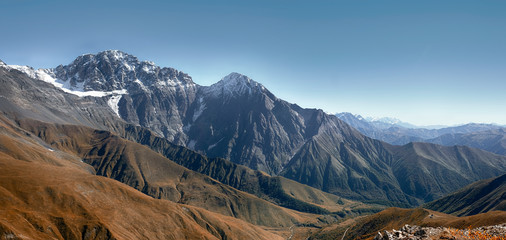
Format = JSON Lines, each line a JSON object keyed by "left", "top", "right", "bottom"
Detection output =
{"left": 1, "top": 0, "right": 505, "bottom": 126}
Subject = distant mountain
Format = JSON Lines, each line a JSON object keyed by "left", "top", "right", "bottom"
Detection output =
{"left": 335, "top": 112, "right": 425, "bottom": 144}
{"left": 336, "top": 112, "right": 505, "bottom": 149}
{"left": 3, "top": 50, "right": 506, "bottom": 208}
{"left": 426, "top": 128, "right": 506, "bottom": 156}
{"left": 424, "top": 173, "right": 506, "bottom": 216}
{"left": 364, "top": 116, "right": 420, "bottom": 129}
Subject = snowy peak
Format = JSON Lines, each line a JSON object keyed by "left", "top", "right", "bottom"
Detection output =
{"left": 365, "top": 116, "right": 403, "bottom": 125}
{"left": 99, "top": 50, "right": 138, "bottom": 62}
{"left": 1, "top": 51, "right": 196, "bottom": 100}
{"left": 206, "top": 72, "right": 266, "bottom": 97}
{"left": 52, "top": 50, "right": 194, "bottom": 92}
{"left": 336, "top": 112, "right": 365, "bottom": 121}
{"left": 222, "top": 72, "right": 252, "bottom": 83}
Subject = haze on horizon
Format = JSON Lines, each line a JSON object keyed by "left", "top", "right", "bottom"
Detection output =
{"left": 1, "top": 0, "right": 505, "bottom": 126}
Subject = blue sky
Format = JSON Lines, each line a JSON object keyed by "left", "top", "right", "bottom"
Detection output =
{"left": 1, "top": 0, "right": 505, "bottom": 126}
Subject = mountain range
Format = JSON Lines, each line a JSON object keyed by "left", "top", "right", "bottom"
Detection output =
{"left": 1, "top": 50, "right": 505, "bottom": 239}
{"left": 5, "top": 51, "right": 506, "bottom": 206}
{"left": 336, "top": 112, "right": 506, "bottom": 156}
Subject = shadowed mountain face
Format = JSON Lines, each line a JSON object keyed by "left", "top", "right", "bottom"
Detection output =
{"left": 424, "top": 173, "right": 506, "bottom": 216}
{"left": 2, "top": 51, "right": 506, "bottom": 207}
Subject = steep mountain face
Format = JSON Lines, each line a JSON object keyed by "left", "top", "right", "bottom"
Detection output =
{"left": 279, "top": 112, "right": 417, "bottom": 205}
{"left": 29, "top": 51, "right": 312, "bottom": 174}
{"left": 424, "top": 173, "right": 506, "bottom": 216}
{"left": 49, "top": 50, "right": 198, "bottom": 145}
{"left": 187, "top": 73, "right": 309, "bottom": 174}
{"left": 336, "top": 112, "right": 504, "bottom": 147}
{"left": 0, "top": 63, "right": 120, "bottom": 130}
{"left": 427, "top": 128, "right": 506, "bottom": 156}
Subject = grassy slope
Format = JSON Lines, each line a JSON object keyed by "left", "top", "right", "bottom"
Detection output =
{"left": 309, "top": 207, "right": 506, "bottom": 240}
{"left": 424, "top": 173, "right": 506, "bottom": 216}
{"left": 15, "top": 118, "right": 320, "bottom": 228}
{"left": 0, "top": 118, "right": 283, "bottom": 240}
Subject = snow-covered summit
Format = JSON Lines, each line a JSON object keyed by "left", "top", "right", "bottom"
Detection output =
{"left": 365, "top": 116, "right": 402, "bottom": 125}
{"left": 0, "top": 50, "right": 196, "bottom": 98}
{"left": 52, "top": 50, "right": 194, "bottom": 92}
{"left": 205, "top": 72, "right": 266, "bottom": 97}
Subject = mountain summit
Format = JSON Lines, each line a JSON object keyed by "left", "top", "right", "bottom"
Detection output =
{"left": 206, "top": 72, "right": 266, "bottom": 98}
{"left": 52, "top": 50, "right": 194, "bottom": 92}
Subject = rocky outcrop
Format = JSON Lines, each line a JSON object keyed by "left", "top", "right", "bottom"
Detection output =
{"left": 374, "top": 224, "right": 506, "bottom": 240}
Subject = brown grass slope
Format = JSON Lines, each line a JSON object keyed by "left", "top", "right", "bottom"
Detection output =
{"left": 0, "top": 117, "right": 282, "bottom": 240}
{"left": 15, "top": 118, "right": 316, "bottom": 227}
{"left": 309, "top": 207, "right": 506, "bottom": 240}
{"left": 424, "top": 173, "right": 506, "bottom": 216}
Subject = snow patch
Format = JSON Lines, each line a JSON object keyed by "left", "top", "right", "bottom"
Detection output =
{"left": 208, "top": 143, "right": 218, "bottom": 150}
{"left": 207, "top": 138, "right": 224, "bottom": 150}
{"left": 187, "top": 140, "right": 197, "bottom": 149}
{"left": 123, "top": 62, "right": 135, "bottom": 71}
{"left": 134, "top": 79, "right": 149, "bottom": 91}
{"left": 142, "top": 63, "right": 156, "bottom": 73}
{"left": 5, "top": 64, "right": 127, "bottom": 97}
{"left": 107, "top": 95, "right": 123, "bottom": 117}
{"left": 183, "top": 123, "right": 192, "bottom": 132}
{"left": 192, "top": 97, "right": 206, "bottom": 122}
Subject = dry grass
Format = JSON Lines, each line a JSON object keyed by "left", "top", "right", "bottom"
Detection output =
{"left": 444, "top": 226, "right": 506, "bottom": 240}
{"left": 0, "top": 117, "right": 284, "bottom": 240}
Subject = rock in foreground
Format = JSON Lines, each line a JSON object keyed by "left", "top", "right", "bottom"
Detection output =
{"left": 374, "top": 224, "right": 506, "bottom": 240}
